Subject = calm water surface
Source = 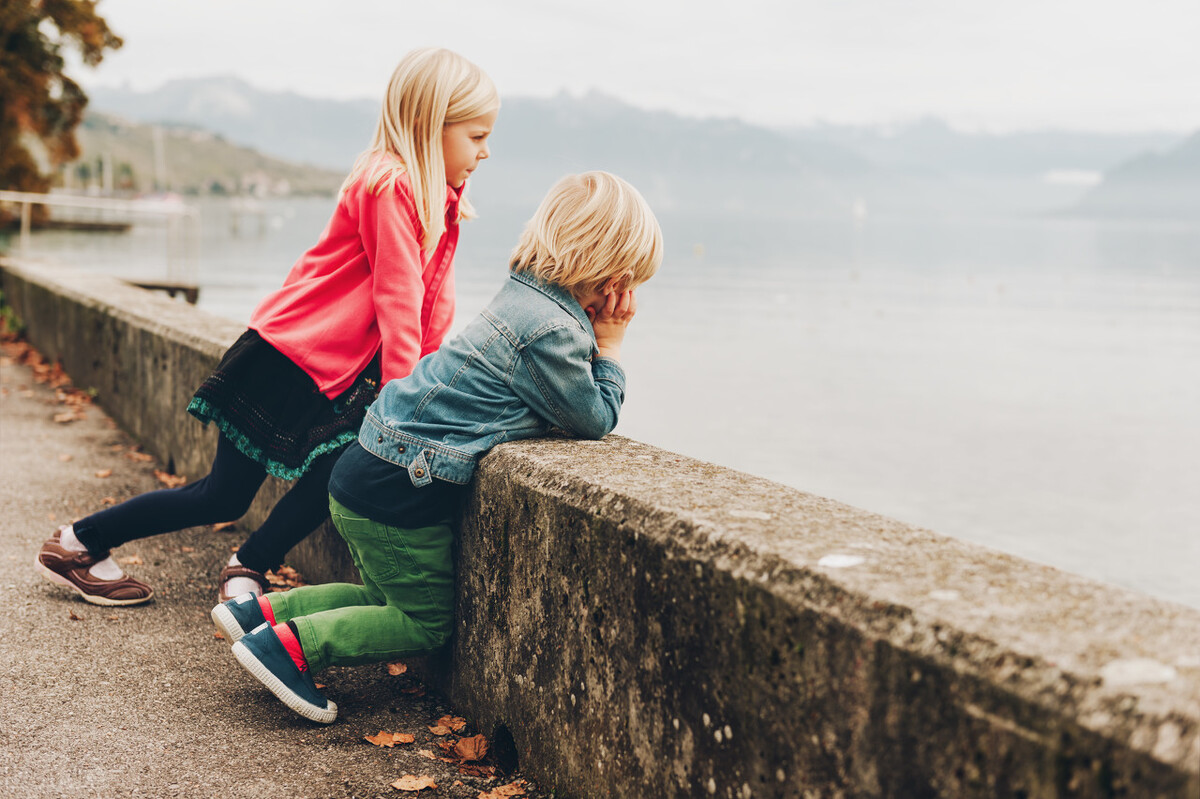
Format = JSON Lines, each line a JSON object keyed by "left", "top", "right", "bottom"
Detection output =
{"left": 24, "top": 196, "right": 1200, "bottom": 608}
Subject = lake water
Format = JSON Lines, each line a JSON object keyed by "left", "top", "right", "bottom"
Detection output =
{"left": 20, "top": 196, "right": 1200, "bottom": 608}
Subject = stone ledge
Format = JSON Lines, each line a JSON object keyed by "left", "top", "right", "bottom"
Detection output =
{"left": 3, "top": 258, "right": 1197, "bottom": 798}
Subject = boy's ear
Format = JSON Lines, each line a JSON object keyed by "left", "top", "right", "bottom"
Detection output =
{"left": 603, "top": 271, "right": 634, "bottom": 294}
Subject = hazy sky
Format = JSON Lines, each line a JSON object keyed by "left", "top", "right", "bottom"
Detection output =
{"left": 74, "top": 0, "right": 1200, "bottom": 133}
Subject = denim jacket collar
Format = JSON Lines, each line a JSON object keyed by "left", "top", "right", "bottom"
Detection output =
{"left": 509, "top": 269, "right": 597, "bottom": 351}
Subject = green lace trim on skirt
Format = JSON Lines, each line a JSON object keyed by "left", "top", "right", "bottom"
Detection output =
{"left": 187, "top": 396, "right": 356, "bottom": 481}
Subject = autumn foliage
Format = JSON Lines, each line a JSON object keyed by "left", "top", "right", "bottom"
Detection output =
{"left": 0, "top": 0, "right": 122, "bottom": 220}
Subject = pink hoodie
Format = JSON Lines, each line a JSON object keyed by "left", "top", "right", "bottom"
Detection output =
{"left": 250, "top": 171, "right": 460, "bottom": 399}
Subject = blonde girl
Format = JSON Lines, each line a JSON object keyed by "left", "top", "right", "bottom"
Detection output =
{"left": 37, "top": 48, "right": 499, "bottom": 606}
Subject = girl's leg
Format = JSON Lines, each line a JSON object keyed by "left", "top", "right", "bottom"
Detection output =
{"left": 72, "top": 435, "right": 266, "bottom": 555}
{"left": 232, "top": 447, "right": 343, "bottom": 574}
{"left": 289, "top": 499, "right": 454, "bottom": 672}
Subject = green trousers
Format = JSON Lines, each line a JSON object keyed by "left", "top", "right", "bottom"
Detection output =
{"left": 265, "top": 496, "right": 454, "bottom": 673}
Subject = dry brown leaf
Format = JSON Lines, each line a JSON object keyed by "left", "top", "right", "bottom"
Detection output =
{"left": 399, "top": 684, "right": 426, "bottom": 696}
{"left": 213, "top": 631, "right": 225, "bottom": 640}
{"left": 453, "top": 734, "right": 488, "bottom": 762}
{"left": 365, "top": 731, "right": 398, "bottom": 748}
{"left": 478, "top": 781, "right": 528, "bottom": 798}
{"left": 125, "top": 450, "right": 154, "bottom": 462}
{"left": 100, "top": 497, "right": 116, "bottom": 506}
{"left": 212, "top": 521, "right": 236, "bottom": 531}
{"left": 394, "top": 733, "right": 415, "bottom": 744}
{"left": 53, "top": 411, "right": 80, "bottom": 424}
{"left": 458, "top": 764, "right": 496, "bottom": 779}
{"left": 46, "top": 512, "right": 55, "bottom": 521}
{"left": 106, "top": 615, "right": 118, "bottom": 621}
{"left": 68, "top": 610, "right": 82, "bottom": 621}
{"left": 154, "top": 470, "right": 187, "bottom": 488}
{"left": 417, "top": 749, "right": 437, "bottom": 760}
{"left": 94, "top": 469, "right": 113, "bottom": 478}
{"left": 437, "top": 715, "right": 467, "bottom": 732}
{"left": 181, "top": 546, "right": 195, "bottom": 553}
{"left": 453, "top": 782, "right": 464, "bottom": 788}
{"left": 386, "top": 661, "right": 408, "bottom": 676}
{"left": 390, "top": 774, "right": 437, "bottom": 791}
{"left": 117, "top": 555, "right": 143, "bottom": 565}
{"left": 428, "top": 725, "right": 451, "bottom": 736}
{"left": 313, "top": 683, "right": 326, "bottom": 689}
{"left": 58, "top": 454, "right": 73, "bottom": 462}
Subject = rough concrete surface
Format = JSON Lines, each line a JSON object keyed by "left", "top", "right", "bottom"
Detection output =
{"left": 4, "top": 258, "right": 1200, "bottom": 798}
{"left": 0, "top": 346, "right": 548, "bottom": 797}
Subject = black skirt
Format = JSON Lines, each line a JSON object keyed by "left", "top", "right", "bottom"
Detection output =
{"left": 187, "top": 330, "right": 380, "bottom": 480}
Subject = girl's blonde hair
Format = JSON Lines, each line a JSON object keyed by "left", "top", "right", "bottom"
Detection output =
{"left": 511, "top": 172, "right": 663, "bottom": 297}
{"left": 342, "top": 48, "right": 498, "bottom": 252}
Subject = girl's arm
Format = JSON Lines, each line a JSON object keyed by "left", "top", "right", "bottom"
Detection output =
{"left": 359, "top": 184, "right": 427, "bottom": 383}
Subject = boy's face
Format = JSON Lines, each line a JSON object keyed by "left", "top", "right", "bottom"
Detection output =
{"left": 442, "top": 109, "right": 497, "bottom": 188}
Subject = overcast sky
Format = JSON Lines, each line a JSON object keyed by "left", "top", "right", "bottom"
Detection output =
{"left": 74, "top": 0, "right": 1200, "bottom": 133}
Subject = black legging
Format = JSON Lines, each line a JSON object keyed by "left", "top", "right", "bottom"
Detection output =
{"left": 72, "top": 435, "right": 342, "bottom": 573}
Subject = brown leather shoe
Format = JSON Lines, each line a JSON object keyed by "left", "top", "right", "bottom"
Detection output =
{"left": 35, "top": 527, "right": 154, "bottom": 606}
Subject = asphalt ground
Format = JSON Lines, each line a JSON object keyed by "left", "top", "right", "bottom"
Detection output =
{"left": 0, "top": 341, "right": 546, "bottom": 799}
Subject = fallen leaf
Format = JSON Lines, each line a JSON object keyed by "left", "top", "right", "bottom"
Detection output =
{"left": 53, "top": 411, "right": 80, "bottom": 423}
{"left": 313, "top": 683, "right": 326, "bottom": 689}
{"left": 100, "top": 496, "right": 116, "bottom": 506}
{"left": 394, "top": 733, "right": 415, "bottom": 744}
{"left": 399, "top": 685, "right": 426, "bottom": 696}
{"left": 453, "top": 734, "right": 488, "bottom": 762}
{"left": 390, "top": 774, "right": 437, "bottom": 791}
{"left": 213, "top": 631, "right": 225, "bottom": 640}
{"left": 453, "top": 782, "right": 464, "bottom": 788}
{"left": 153, "top": 470, "right": 187, "bottom": 488}
{"left": 479, "top": 781, "right": 528, "bottom": 798}
{"left": 117, "top": 555, "right": 143, "bottom": 565}
{"left": 437, "top": 715, "right": 467, "bottom": 732}
{"left": 94, "top": 469, "right": 113, "bottom": 478}
{"left": 181, "top": 546, "right": 195, "bottom": 553}
{"left": 386, "top": 661, "right": 408, "bottom": 676}
{"left": 417, "top": 749, "right": 437, "bottom": 760}
{"left": 106, "top": 615, "right": 118, "bottom": 621}
{"left": 459, "top": 764, "right": 496, "bottom": 778}
{"left": 365, "top": 731, "right": 399, "bottom": 748}
{"left": 125, "top": 450, "right": 154, "bottom": 462}
{"left": 58, "top": 454, "right": 73, "bottom": 462}
{"left": 47, "top": 512, "right": 55, "bottom": 521}
{"left": 428, "top": 725, "right": 451, "bottom": 736}
{"left": 212, "top": 521, "right": 236, "bottom": 532}
{"left": 68, "top": 610, "right": 83, "bottom": 621}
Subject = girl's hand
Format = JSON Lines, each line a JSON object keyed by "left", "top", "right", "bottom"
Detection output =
{"left": 587, "top": 289, "right": 636, "bottom": 361}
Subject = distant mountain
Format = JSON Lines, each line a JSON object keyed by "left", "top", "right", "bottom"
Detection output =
{"left": 87, "top": 77, "right": 377, "bottom": 171}
{"left": 83, "top": 76, "right": 1195, "bottom": 219}
{"left": 1073, "top": 132, "right": 1200, "bottom": 219}
{"left": 71, "top": 112, "right": 344, "bottom": 195}
{"left": 787, "top": 117, "right": 1183, "bottom": 177}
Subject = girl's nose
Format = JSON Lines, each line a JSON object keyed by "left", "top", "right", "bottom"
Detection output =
{"left": 479, "top": 144, "right": 490, "bottom": 160}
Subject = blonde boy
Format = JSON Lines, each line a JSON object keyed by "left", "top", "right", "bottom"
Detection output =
{"left": 212, "top": 171, "right": 663, "bottom": 723}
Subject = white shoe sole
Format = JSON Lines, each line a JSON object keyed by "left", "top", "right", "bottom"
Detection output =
{"left": 232, "top": 641, "right": 337, "bottom": 724}
{"left": 35, "top": 557, "right": 155, "bottom": 607}
{"left": 210, "top": 603, "right": 247, "bottom": 643}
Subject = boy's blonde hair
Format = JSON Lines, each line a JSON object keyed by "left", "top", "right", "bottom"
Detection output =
{"left": 511, "top": 172, "right": 663, "bottom": 297}
{"left": 342, "top": 48, "right": 499, "bottom": 252}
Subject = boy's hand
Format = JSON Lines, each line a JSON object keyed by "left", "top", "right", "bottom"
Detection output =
{"left": 586, "top": 289, "right": 636, "bottom": 361}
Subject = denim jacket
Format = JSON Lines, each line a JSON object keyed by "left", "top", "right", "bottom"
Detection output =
{"left": 357, "top": 269, "right": 626, "bottom": 485}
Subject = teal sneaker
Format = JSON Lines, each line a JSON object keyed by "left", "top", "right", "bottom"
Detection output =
{"left": 231, "top": 623, "right": 336, "bottom": 724}
{"left": 211, "top": 593, "right": 267, "bottom": 643}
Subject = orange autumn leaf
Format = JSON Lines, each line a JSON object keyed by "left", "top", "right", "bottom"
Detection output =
{"left": 94, "top": 469, "right": 113, "bottom": 478}
{"left": 479, "top": 781, "right": 528, "bottom": 799}
{"left": 100, "top": 496, "right": 116, "bottom": 506}
{"left": 390, "top": 774, "right": 437, "bottom": 791}
{"left": 154, "top": 470, "right": 187, "bottom": 488}
{"left": 125, "top": 450, "right": 154, "bottom": 462}
{"left": 428, "top": 725, "right": 451, "bottom": 736}
{"left": 58, "top": 454, "right": 73, "bottom": 462}
{"left": 453, "top": 734, "right": 488, "bottom": 762}
{"left": 117, "top": 555, "right": 143, "bottom": 565}
{"left": 458, "top": 764, "right": 496, "bottom": 779}
{"left": 394, "top": 733, "right": 415, "bottom": 744}
{"left": 68, "top": 610, "right": 83, "bottom": 621}
{"left": 365, "top": 731, "right": 398, "bottom": 748}
{"left": 212, "top": 521, "right": 236, "bottom": 531}
{"left": 213, "top": 631, "right": 225, "bottom": 640}
{"left": 437, "top": 715, "right": 467, "bottom": 732}
{"left": 313, "top": 683, "right": 326, "bottom": 690}
{"left": 417, "top": 749, "right": 437, "bottom": 760}
{"left": 386, "top": 661, "right": 408, "bottom": 676}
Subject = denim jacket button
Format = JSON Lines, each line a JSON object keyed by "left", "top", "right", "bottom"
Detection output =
{"left": 397, "top": 445, "right": 406, "bottom": 453}
{"left": 376, "top": 436, "right": 383, "bottom": 444}
{"left": 414, "top": 468, "right": 425, "bottom": 478}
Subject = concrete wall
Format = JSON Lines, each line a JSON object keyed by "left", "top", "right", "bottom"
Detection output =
{"left": 4, "top": 259, "right": 1198, "bottom": 798}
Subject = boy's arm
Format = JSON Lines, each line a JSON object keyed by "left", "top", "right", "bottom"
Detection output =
{"left": 515, "top": 326, "right": 626, "bottom": 440}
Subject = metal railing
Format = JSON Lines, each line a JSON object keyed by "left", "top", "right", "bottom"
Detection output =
{"left": 0, "top": 189, "right": 200, "bottom": 287}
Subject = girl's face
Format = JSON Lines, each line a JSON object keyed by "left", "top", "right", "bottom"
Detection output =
{"left": 442, "top": 109, "right": 497, "bottom": 188}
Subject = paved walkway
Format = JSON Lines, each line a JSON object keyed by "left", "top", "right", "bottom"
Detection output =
{"left": 0, "top": 344, "right": 542, "bottom": 799}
